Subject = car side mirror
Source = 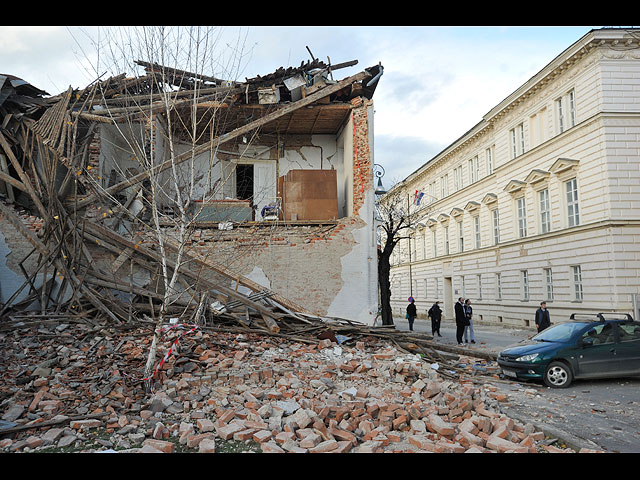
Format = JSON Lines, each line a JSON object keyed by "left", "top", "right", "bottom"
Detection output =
{"left": 581, "top": 336, "right": 595, "bottom": 347}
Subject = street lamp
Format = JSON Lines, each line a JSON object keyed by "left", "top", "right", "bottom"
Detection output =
{"left": 374, "top": 164, "right": 387, "bottom": 196}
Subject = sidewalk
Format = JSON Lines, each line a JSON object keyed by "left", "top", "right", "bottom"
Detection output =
{"left": 392, "top": 317, "right": 535, "bottom": 354}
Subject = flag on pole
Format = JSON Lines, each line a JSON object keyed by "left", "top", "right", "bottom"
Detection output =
{"left": 413, "top": 190, "right": 424, "bottom": 205}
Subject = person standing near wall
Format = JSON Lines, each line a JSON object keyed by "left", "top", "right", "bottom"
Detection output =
{"left": 464, "top": 298, "right": 475, "bottom": 344}
{"left": 455, "top": 297, "right": 466, "bottom": 345}
{"left": 428, "top": 301, "right": 442, "bottom": 337}
{"left": 535, "top": 301, "right": 551, "bottom": 333}
{"left": 406, "top": 297, "right": 417, "bottom": 331}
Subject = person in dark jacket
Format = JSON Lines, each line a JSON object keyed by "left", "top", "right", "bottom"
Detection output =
{"left": 455, "top": 297, "right": 467, "bottom": 345}
{"left": 428, "top": 301, "right": 442, "bottom": 337}
{"left": 406, "top": 297, "right": 417, "bottom": 331}
{"left": 464, "top": 298, "right": 475, "bottom": 344}
{"left": 535, "top": 301, "right": 551, "bottom": 333}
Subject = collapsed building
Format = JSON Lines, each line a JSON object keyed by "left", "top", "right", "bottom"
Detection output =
{"left": 0, "top": 57, "right": 383, "bottom": 328}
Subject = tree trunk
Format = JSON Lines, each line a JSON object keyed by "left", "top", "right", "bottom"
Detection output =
{"left": 377, "top": 248, "right": 394, "bottom": 326}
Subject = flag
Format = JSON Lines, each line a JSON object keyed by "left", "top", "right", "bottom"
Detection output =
{"left": 413, "top": 190, "right": 424, "bottom": 205}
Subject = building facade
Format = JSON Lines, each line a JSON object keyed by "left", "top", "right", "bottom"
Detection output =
{"left": 385, "top": 28, "right": 640, "bottom": 328}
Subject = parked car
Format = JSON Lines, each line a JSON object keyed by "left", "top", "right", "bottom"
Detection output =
{"left": 497, "top": 313, "right": 640, "bottom": 388}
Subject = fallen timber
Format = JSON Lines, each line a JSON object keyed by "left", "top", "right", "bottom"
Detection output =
{"left": 0, "top": 64, "right": 497, "bottom": 388}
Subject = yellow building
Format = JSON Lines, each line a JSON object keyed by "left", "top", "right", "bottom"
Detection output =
{"left": 383, "top": 28, "right": 640, "bottom": 327}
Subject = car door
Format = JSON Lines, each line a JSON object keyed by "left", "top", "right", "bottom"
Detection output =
{"left": 574, "top": 323, "right": 620, "bottom": 377}
{"left": 614, "top": 321, "right": 640, "bottom": 374}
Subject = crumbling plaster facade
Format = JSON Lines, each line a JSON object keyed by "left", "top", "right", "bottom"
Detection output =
{"left": 86, "top": 97, "right": 379, "bottom": 323}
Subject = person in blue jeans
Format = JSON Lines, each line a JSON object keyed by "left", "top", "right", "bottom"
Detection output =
{"left": 464, "top": 298, "right": 475, "bottom": 344}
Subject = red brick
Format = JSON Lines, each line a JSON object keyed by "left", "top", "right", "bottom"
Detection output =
{"left": 427, "top": 414, "right": 455, "bottom": 437}
{"left": 143, "top": 439, "right": 175, "bottom": 453}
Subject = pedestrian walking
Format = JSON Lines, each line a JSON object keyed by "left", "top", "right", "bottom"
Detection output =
{"left": 406, "top": 297, "right": 417, "bottom": 331}
{"left": 428, "top": 301, "right": 442, "bottom": 337}
{"left": 535, "top": 301, "right": 551, "bottom": 333}
{"left": 464, "top": 299, "right": 475, "bottom": 344}
{"left": 454, "top": 297, "right": 467, "bottom": 345}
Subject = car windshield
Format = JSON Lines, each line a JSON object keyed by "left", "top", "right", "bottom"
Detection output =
{"left": 533, "top": 322, "right": 589, "bottom": 342}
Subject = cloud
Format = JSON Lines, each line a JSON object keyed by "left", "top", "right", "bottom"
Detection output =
{"left": 374, "top": 133, "right": 445, "bottom": 187}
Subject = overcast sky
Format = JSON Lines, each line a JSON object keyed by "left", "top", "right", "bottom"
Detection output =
{"left": 0, "top": 25, "right": 601, "bottom": 186}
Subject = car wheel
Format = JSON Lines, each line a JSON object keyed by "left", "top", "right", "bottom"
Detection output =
{"left": 544, "top": 361, "right": 573, "bottom": 388}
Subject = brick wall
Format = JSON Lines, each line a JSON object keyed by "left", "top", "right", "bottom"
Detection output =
{"left": 351, "top": 97, "right": 374, "bottom": 216}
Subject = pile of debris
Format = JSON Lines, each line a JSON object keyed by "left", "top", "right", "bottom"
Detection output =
{"left": 1, "top": 317, "right": 596, "bottom": 453}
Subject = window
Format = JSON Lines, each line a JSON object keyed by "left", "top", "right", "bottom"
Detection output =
{"left": 572, "top": 265, "right": 583, "bottom": 301}
{"left": 429, "top": 181, "right": 437, "bottom": 204}
{"left": 496, "top": 273, "right": 502, "bottom": 300}
{"left": 486, "top": 146, "right": 494, "bottom": 175}
{"left": 424, "top": 278, "right": 428, "bottom": 298}
{"left": 539, "top": 188, "right": 551, "bottom": 234}
{"left": 441, "top": 174, "right": 449, "bottom": 198}
{"left": 510, "top": 123, "right": 525, "bottom": 158}
{"left": 521, "top": 270, "right": 529, "bottom": 300}
{"left": 474, "top": 216, "right": 481, "bottom": 249}
{"left": 432, "top": 230, "right": 438, "bottom": 257}
{"left": 458, "top": 220, "right": 464, "bottom": 253}
{"left": 461, "top": 276, "right": 466, "bottom": 297}
{"left": 566, "top": 178, "right": 579, "bottom": 227}
{"left": 492, "top": 209, "right": 500, "bottom": 245}
{"left": 444, "top": 226, "right": 450, "bottom": 255}
{"left": 544, "top": 268, "right": 554, "bottom": 301}
{"left": 468, "top": 156, "right": 479, "bottom": 184}
{"left": 568, "top": 90, "right": 576, "bottom": 128}
{"left": 556, "top": 89, "right": 576, "bottom": 134}
{"left": 422, "top": 230, "right": 427, "bottom": 259}
{"left": 477, "top": 274, "right": 482, "bottom": 300}
{"left": 410, "top": 235, "right": 416, "bottom": 261}
{"left": 557, "top": 96, "right": 565, "bottom": 133}
{"left": 517, "top": 197, "right": 527, "bottom": 238}
{"left": 453, "top": 166, "right": 463, "bottom": 191}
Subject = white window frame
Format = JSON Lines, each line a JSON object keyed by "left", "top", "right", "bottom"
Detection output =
{"left": 444, "top": 226, "right": 450, "bottom": 255}
{"left": 572, "top": 265, "right": 583, "bottom": 301}
{"left": 517, "top": 196, "right": 527, "bottom": 238}
{"left": 568, "top": 90, "right": 576, "bottom": 128}
{"left": 521, "top": 270, "right": 529, "bottom": 301}
{"left": 441, "top": 174, "right": 449, "bottom": 198}
{"left": 453, "top": 166, "right": 463, "bottom": 191}
{"left": 477, "top": 274, "right": 482, "bottom": 300}
{"left": 474, "top": 216, "right": 481, "bottom": 249}
{"left": 539, "top": 188, "right": 551, "bottom": 234}
{"left": 544, "top": 268, "right": 554, "bottom": 301}
{"left": 486, "top": 146, "right": 494, "bottom": 175}
{"left": 468, "top": 155, "right": 479, "bottom": 184}
{"left": 432, "top": 230, "right": 438, "bottom": 257}
{"left": 557, "top": 96, "right": 565, "bottom": 133}
{"left": 510, "top": 123, "right": 525, "bottom": 158}
{"left": 566, "top": 178, "right": 580, "bottom": 227}
{"left": 492, "top": 209, "right": 500, "bottom": 245}
{"left": 458, "top": 220, "right": 464, "bottom": 253}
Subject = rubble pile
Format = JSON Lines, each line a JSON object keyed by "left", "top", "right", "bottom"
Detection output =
{"left": 0, "top": 319, "right": 583, "bottom": 453}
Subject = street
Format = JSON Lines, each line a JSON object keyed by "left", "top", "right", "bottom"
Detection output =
{"left": 394, "top": 317, "right": 640, "bottom": 453}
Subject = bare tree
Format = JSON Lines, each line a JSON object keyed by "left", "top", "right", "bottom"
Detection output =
{"left": 80, "top": 26, "right": 251, "bottom": 390}
{"left": 377, "top": 188, "right": 429, "bottom": 326}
